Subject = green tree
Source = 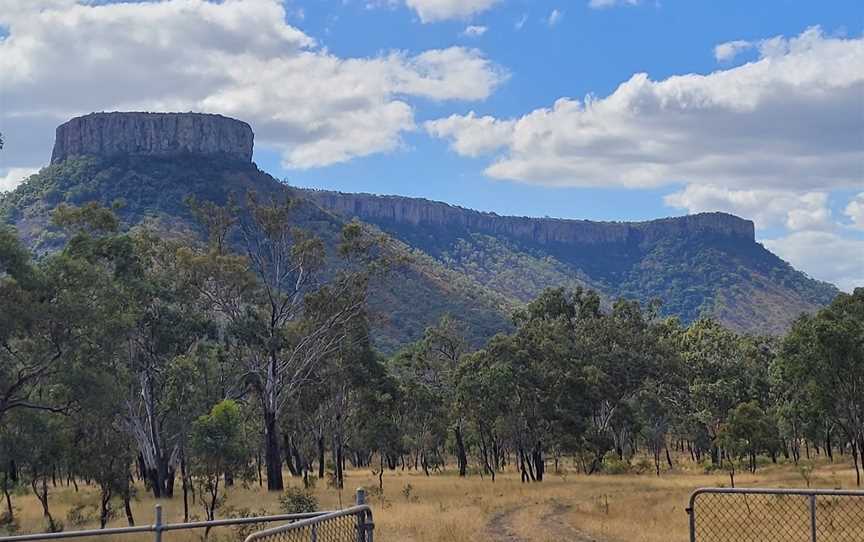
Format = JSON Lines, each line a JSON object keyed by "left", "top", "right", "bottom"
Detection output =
{"left": 186, "top": 195, "right": 383, "bottom": 491}
{"left": 190, "top": 400, "right": 249, "bottom": 526}
{"left": 776, "top": 289, "right": 864, "bottom": 485}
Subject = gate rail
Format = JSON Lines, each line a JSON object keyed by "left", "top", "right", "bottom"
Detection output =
{"left": 687, "top": 487, "right": 864, "bottom": 542}
{"left": 0, "top": 489, "right": 373, "bottom": 542}
{"left": 243, "top": 505, "right": 373, "bottom": 542}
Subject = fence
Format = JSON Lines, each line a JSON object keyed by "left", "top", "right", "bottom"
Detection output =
{"left": 687, "top": 487, "right": 864, "bottom": 542}
{"left": 0, "top": 489, "right": 373, "bottom": 542}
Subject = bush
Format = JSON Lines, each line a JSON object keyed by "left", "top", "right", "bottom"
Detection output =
{"left": 633, "top": 458, "right": 654, "bottom": 475}
{"left": 278, "top": 487, "right": 318, "bottom": 514}
{"left": 66, "top": 504, "right": 97, "bottom": 527}
{"left": 602, "top": 456, "right": 633, "bottom": 475}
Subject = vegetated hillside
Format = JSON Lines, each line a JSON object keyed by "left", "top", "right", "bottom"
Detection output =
{"left": 304, "top": 190, "right": 838, "bottom": 334}
{"left": 0, "top": 155, "right": 513, "bottom": 352}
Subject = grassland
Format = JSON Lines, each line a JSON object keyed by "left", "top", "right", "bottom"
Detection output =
{"left": 3, "top": 459, "right": 859, "bottom": 542}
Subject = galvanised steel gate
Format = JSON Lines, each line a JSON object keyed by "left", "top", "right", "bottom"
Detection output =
{"left": 0, "top": 489, "right": 373, "bottom": 542}
{"left": 243, "top": 505, "right": 373, "bottom": 542}
{"left": 687, "top": 488, "right": 864, "bottom": 542}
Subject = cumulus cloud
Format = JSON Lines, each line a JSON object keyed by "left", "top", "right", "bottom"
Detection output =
{"left": 714, "top": 40, "right": 753, "bottom": 62}
{"left": 665, "top": 186, "right": 832, "bottom": 231}
{"left": 426, "top": 112, "right": 515, "bottom": 156}
{"left": 588, "top": 0, "right": 641, "bottom": 9}
{"left": 426, "top": 27, "right": 864, "bottom": 191}
{"left": 462, "top": 25, "right": 487, "bottom": 38}
{"left": 404, "top": 0, "right": 500, "bottom": 22}
{"left": 0, "top": 0, "right": 506, "bottom": 172}
{"left": 764, "top": 232, "right": 864, "bottom": 293}
{"left": 845, "top": 193, "right": 864, "bottom": 230}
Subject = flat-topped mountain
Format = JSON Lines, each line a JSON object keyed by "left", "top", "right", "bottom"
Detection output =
{"left": 51, "top": 112, "right": 254, "bottom": 164}
{"left": 0, "top": 112, "right": 839, "bottom": 347}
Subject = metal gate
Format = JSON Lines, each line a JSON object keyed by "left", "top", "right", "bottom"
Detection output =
{"left": 0, "top": 489, "right": 374, "bottom": 542}
{"left": 687, "top": 488, "right": 864, "bottom": 541}
{"left": 243, "top": 505, "right": 373, "bottom": 542}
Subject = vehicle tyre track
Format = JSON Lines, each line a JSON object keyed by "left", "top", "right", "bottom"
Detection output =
{"left": 485, "top": 500, "right": 605, "bottom": 542}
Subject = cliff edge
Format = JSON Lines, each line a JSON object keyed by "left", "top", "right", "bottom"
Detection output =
{"left": 51, "top": 112, "right": 254, "bottom": 164}
{"left": 304, "top": 191, "right": 756, "bottom": 245}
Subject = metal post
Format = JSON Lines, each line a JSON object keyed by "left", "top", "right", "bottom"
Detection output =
{"left": 809, "top": 494, "right": 817, "bottom": 542}
{"left": 687, "top": 492, "right": 697, "bottom": 542}
{"left": 355, "top": 488, "right": 371, "bottom": 542}
{"left": 153, "top": 505, "right": 163, "bottom": 542}
{"left": 310, "top": 525, "right": 317, "bottom": 542}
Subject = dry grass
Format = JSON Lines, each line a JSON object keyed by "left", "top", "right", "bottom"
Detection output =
{"left": 4, "top": 460, "right": 859, "bottom": 542}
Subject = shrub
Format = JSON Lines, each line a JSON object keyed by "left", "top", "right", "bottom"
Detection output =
{"left": 602, "top": 456, "right": 633, "bottom": 475}
{"left": 278, "top": 488, "right": 318, "bottom": 514}
{"left": 66, "top": 504, "right": 97, "bottom": 527}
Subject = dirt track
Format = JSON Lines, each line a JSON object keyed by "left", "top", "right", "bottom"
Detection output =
{"left": 485, "top": 499, "right": 603, "bottom": 542}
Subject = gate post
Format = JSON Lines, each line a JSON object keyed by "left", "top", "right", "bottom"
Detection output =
{"left": 809, "top": 494, "right": 817, "bottom": 542}
{"left": 687, "top": 491, "right": 698, "bottom": 542}
{"left": 154, "top": 505, "right": 163, "bottom": 542}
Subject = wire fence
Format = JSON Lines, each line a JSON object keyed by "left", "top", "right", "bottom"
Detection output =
{"left": 687, "top": 488, "right": 864, "bottom": 542}
{"left": 243, "top": 506, "right": 373, "bottom": 542}
{"left": 0, "top": 489, "right": 373, "bottom": 542}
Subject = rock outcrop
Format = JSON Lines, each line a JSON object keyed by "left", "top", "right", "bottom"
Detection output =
{"left": 304, "top": 191, "right": 756, "bottom": 245}
{"left": 51, "top": 112, "right": 254, "bottom": 164}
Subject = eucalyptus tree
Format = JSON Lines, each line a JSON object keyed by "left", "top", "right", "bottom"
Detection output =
{"left": 189, "top": 400, "right": 250, "bottom": 528}
{"left": 776, "top": 288, "right": 864, "bottom": 485}
{"left": 419, "top": 316, "right": 470, "bottom": 476}
{"left": 185, "top": 194, "right": 384, "bottom": 490}
{"left": 676, "top": 319, "right": 749, "bottom": 464}
{"left": 0, "top": 227, "right": 75, "bottom": 421}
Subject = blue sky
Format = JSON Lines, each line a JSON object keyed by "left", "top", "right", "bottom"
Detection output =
{"left": 0, "top": 0, "right": 862, "bottom": 289}
{"left": 258, "top": 0, "right": 861, "bottom": 221}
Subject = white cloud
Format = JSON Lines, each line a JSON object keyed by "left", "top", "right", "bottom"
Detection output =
{"left": 427, "top": 27, "right": 864, "bottom": 191}
{"left": 0, "top": 168, "right": 39, "bottom": 193}
{"left": 546, "top": 9, "right": 563, "bottom": 27}
{"left": 0, "top": 0, "right": 506, "bottom": 171}
{"left": 404, "top": 0, "right": 500, "bottom": 22}
{"left": 514, "top": 13, "right": 527, "bottom": 30}
{"left": 588, "top": 0, "right": 640, "bottom": 9}
{"left": 665, "top": 186, "right": 832, "bottom": 231}
{"left": 845, "top": 193, "right": 864, "bottom": 230}
{"left": 714, "top": 40, "right": 753, "bottom": 62}
{"left": 462, "top": 25, "right": 487, "bottom": 38}
{"left": 426, "top": 112, "right": 515, "bottom": 156}
{"left": 763, "top": 232, "right": 864, "bottom": 293}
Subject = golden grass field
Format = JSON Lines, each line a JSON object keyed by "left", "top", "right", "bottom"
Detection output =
{"left": 4, "top": 459, "right": 860, "bottom": 542}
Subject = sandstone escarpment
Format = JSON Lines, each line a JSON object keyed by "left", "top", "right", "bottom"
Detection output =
{"left": 51, "top": 112, "right": 254, "bottom": 164}
{"left": 304, "top": 191, "right": 756, "bottom": 245}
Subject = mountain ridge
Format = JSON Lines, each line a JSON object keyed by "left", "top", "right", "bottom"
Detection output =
{"left": 303, "top": 189, "right": 756, "bottom": 245}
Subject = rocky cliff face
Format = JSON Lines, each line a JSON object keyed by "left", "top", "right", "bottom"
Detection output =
{"left": 304, "top": 191, "right": 756, "bottom": 245}
{"left": 51, "top": 112, "right": 254, "bottom": 164}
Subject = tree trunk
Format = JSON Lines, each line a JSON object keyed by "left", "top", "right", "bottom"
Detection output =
{"left": 2, "top": 473, "right": 12, "bottom": 522}
{"left": 263, "top": 409, "right": 284, "bottom": 491}
{"left": 99, "top": 487, "right": 112, "bottom": 529}
{"left": 123, "top": 490, "right": 135, "bottom": 526}
{"left": 533, "top": 443, "right": 544, "bottom": 482}
{"left": 334, "top": 436, "right": 344, "bottom": 490}
{"left": 180, "top": 450, "right": 190, "bottom": 522}
{"left": 455, "top": 426, "right": 468, "bottom": 477}
{"left": 317, "top": 435, "right": 325, "bottom": 479}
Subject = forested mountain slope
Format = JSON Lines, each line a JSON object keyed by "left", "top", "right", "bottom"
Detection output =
{"left": 0, "top": 154, "right": 513, "bottom": 353}
{"left": 304, "top": 191, "right": 838, "bottom": 334}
